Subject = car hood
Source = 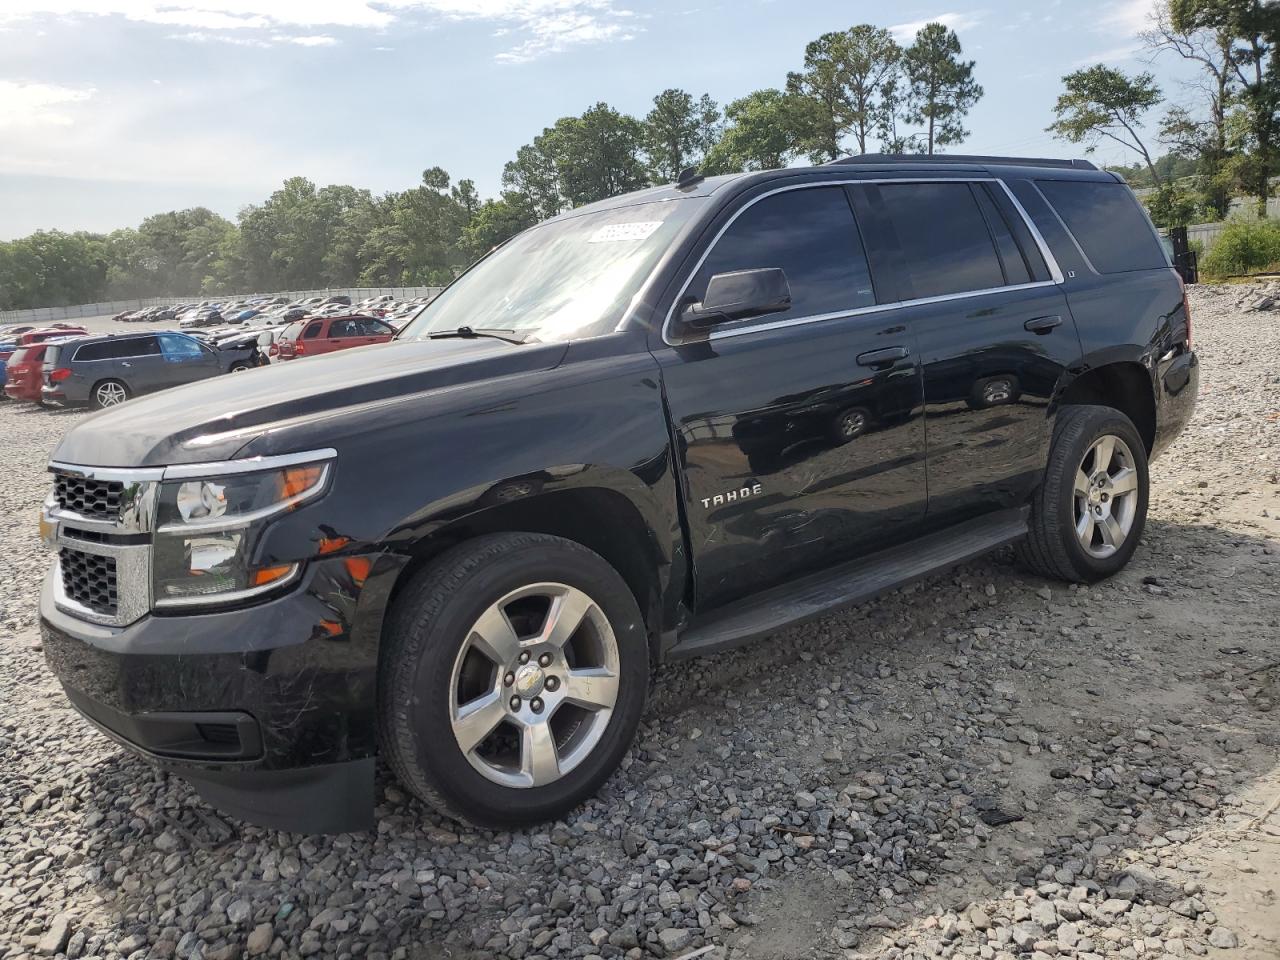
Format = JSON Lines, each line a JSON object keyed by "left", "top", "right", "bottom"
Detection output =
{"left": 51, "top": 337, "right": 568, "bottom": 467}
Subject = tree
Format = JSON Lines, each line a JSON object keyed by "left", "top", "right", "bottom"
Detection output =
{"left": 642, "top": 88, "right": 721, "bottom": 182}
{"left": 786, "top": 32, "right": 856, "bottom": 162}
{"left": 902, "top": 22, "right": 983, "bottom": 154}
{"left": 1048, "top": 66, "right": 1165, "bottom": 185}
{"left": 703, "top": 89, "right": 806, "bottom": 173}
{"left": 1144, "top": 1, "right": 1242, "bottom": 217}
{"left": 463, "top": 193, "right": 538, "bottom": 260}
{"left": 1170, "top": 0, "right": 1279, "bottom": 214}
{"left": 843, "top": 25, "right": 903, "bottom": 154}
{"left": 502, "top": 135, "right": 566, "bottom": 221}
{"left": 553, "top": 103, "right": 649, "bottom": 207}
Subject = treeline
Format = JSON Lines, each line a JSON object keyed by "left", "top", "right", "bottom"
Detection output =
{"left": 0, "top": 20, "right": 983, "bottom": 311}
{"left": 1050, "top": 0, "right": 1277, "bottom": 227}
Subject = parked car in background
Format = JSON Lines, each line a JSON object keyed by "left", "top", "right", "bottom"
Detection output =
{"left": 214, "top": 330, "right": 272, "bottom": 371}
{"left": 0, "top": 341, "right": 16, "bottom": 392}
{"left": 275, "top": 314, "right": 395, "bottom": 360}
{"left": 4, "top": 339, "right": 81, "bottom": 402}
{"left": 20, "top": 326, "right": 89, "bottom": 346}
{"left": 42, "top": 331, "right": 229, "bottom": 408}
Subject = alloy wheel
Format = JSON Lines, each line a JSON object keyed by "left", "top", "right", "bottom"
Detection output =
{"left": 95, "top": 382, "right": 127, "bottom": 406}
{"left": 448, "top": 582, "right": 620, "bottom": 788}
{"left": 1073, "top": 434, "right": 1139, "bottom": 558}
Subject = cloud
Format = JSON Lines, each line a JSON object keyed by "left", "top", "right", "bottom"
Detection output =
{"left": 1069, "top": 0, "right": 1156, "bottom": 68}
{"left": 887, "top": 11, "right": 984, "bottom": 43}
{"left": 0, "top": 1, "right": 636, "bottom": 60}
{"left": 0, "top": 80, "right": 95, "bottom": 128}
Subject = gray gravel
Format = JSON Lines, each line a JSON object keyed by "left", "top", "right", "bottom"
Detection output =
{"left": 1, "top": 284, "right": 1278, "bottom": 960}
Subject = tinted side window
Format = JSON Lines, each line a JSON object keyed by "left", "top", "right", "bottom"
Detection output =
{"left": 688, "top": 186, "right": 876, "bottom": 322}
{"left": 331, "top": 320, "right": 359, "bottom": 338}
{"left": 74, "top": 342, "right": 107, "bottom": 362}
{"left": 878, "top": 182, "right": 1005, "bottom": 299}
{"left": 1036, "top": 180, "right": 1166, "bottom": 273}
{"left": 973, "top": 185, "right": 1032, "bottom": 286}
{"left": 303, "top": 322, "right": 323, "bottom": 339}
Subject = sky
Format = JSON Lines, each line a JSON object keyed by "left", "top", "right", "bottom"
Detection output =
{"left": 0, "top": 0, "right": 1196, "bottom": 240}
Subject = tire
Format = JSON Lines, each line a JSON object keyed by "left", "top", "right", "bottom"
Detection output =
{"left": 379, "top": 533, "right": 649, "bottom": 828}
{"left": 1017, "top": 404, "right": 1149, "bottom": 583}
{"left": 229, "top": 362, "right": 251, "bottom": 373}
{"left": 90, "top": 379, "right": 130, "bottom": 409}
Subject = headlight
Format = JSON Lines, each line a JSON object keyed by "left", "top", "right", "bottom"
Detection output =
{"left": 152, "top": 460, "right": 330, "bottom": 607}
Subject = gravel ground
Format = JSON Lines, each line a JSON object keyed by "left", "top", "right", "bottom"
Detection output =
{"left": 1, "top": 285, "right": 1278, "bottom": 960}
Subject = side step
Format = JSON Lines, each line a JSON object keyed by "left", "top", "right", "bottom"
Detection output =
{"left": 667, "top": 507, "right": 1029, "bottom": 660}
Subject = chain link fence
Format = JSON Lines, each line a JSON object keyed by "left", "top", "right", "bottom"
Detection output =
{"left": 0, "top": 287, "right": 443, "bottom": 326}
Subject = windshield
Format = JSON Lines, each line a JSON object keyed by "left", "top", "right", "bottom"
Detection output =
{"left": 400, "top": 198, "right": 704, "bottom": 342}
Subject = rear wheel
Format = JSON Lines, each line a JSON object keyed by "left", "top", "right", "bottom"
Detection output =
{"left": 379, "top": 533, "right": 648, "bottom": 827}
{"left": 1018, "top": 405, "right": 1148, "bottom": 582}
{"left": 90, "top": 379, "right": 130, "bottom": 409}
{"left": 229, "top": 361, "right": 252, "bottom": 373}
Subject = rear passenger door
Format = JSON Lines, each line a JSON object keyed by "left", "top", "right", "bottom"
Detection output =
{"left": 112, "top": 336, "right": 167, "bottom": 393}
{"left": 653, "top": 183, "right": 928, "bottom": 610}
{"left": 867, "top": 179, "right": 1079, "bottom": 523}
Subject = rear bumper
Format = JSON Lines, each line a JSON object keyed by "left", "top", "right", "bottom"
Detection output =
{"left": 40, "top": 552, "right": 406, "bottom": 833}
{"left": 5, "top": 382, "right": 40, "bottom": 402}
{"left": 1151, "top": 349, "right": 1199, "bottom": 460}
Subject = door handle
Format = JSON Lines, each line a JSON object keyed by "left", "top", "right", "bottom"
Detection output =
{"left": 1024, "top": 315, "right": 1063, "bottom": 334}
{"left": 856, "top": 346, "right": 909, "bottom": 368}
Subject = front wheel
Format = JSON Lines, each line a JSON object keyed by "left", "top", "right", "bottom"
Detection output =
{"left": 1018, "top": 405, "right": 1149, "bottom": 582}
{"left": 378, "top": 533, "right": 649, "bottom": 828}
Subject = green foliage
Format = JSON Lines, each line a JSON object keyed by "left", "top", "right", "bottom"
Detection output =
{"left": 1200, "top": 216, "right": 1280, "bottom": 276}
{"left": 702, "top": 89, "right": 807, "bottom": 174}
{"left": 901, "top": 22, "right": 983, "bottom": 154}
{"left": 1048, "top": 66, "right": 1164, "bottom": 181}
{"left": 642, "top": 89, "right": 721, "bottom": 183}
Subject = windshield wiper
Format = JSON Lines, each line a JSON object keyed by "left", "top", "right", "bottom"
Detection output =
{"left": 426, "top": 326, "right": 534, "bottom": 345}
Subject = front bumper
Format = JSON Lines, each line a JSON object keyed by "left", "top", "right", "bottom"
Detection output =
{"left": 41, "top": 552, "right": 405, "bottom": 833}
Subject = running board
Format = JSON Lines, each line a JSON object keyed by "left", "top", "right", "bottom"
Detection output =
{"left": 667, "top": 507, "right": 1029, "bottom": 660}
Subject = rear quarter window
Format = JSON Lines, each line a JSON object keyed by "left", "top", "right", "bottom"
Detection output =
{"left": 1036, "top": 179, "right": 1167, "bottom": 274}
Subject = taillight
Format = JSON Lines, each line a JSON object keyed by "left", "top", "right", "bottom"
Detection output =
{"left": 293, "top": 342, "right": 305, "bottom": 355}
{"left": 50, "top": 368, "right": 72, "bottom": 383}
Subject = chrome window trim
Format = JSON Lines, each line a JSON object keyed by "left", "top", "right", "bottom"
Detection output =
{"left": 698, "top": 280, "right": 1061, "bottom": 343}
{"left": 661, "top": 176, "right": 1068, "bottom": 347}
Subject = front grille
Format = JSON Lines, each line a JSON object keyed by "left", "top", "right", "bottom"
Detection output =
{"left": 54, "top": 474, "right": 125, "bottom": 521}
{"left": 59, "top": 547, "right": 119, "bottom": 616}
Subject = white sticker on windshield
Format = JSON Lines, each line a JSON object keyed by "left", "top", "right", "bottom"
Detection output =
{"left": 588, "top": 221, "right": 663, "bottom": 243}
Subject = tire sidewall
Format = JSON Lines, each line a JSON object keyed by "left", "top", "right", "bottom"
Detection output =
{"left": 397, "top": 542, "right": 648, "bottom": 827}
{"left": 1053, "top": 411, "right": 1149, "bottom": 580}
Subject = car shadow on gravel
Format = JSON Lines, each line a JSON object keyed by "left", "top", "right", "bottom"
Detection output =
{"left": 61, "top": 518, "right": 1279, "bottom": 959}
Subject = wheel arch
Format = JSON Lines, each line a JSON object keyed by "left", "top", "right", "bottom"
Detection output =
{"left": 1057, "top": 360, "right": 1156, "bottom": 453}
{"left": 383, "top": 485, "right": 669, "bottom": 666}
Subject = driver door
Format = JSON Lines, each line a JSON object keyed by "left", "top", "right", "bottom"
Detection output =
{"left": 651, "top": 184, "right": 928, "bottom": 610}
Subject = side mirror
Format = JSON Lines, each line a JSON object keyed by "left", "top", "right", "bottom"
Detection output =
{"left": 681, "top": 267, "right": 792, "bottom": 328}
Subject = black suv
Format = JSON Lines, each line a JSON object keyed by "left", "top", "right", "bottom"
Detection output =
{"left": 39, "top": 156, "right": 1198, "bottom": 833}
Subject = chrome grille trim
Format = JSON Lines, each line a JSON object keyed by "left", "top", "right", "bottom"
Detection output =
{"left": 52, "top": 535, "right": 151, "bottom": 627}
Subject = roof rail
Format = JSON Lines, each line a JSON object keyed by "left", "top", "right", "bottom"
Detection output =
{"left": 825, "top": 153, "right": 1097, "bottom": 171}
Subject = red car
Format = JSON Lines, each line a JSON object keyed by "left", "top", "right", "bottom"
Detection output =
{"left": 275, "top": 315, "right": 395, "bottom": 360}
{"left": 19, "top": 326, "right": 88, "bottom": 346}
{"left": 4, "top": 343, "right": 55, "bottom": 402}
